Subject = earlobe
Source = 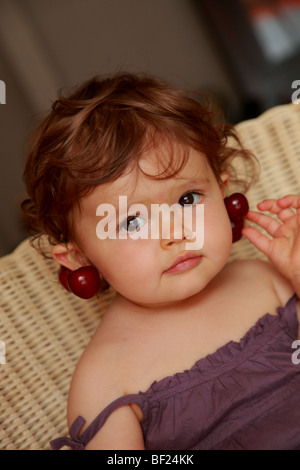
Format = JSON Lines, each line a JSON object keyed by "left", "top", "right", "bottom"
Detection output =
{"left": 51, "top": 243, "right": 71, "bottom": 269}
{"left": 51, "top": 242, "right": 89, "bottom": 271}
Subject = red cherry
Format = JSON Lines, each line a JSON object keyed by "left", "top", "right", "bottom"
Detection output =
{"left": 231, "top": 219, "right": 244, "bottom": 243}
{"left": 224, "top": 193, "right": 249, "bottom": 221}
{"left": 67, "top": 266, "right": 101, "bottom": 299}
{"left": 58, "top": 265, "right": 71, "bottom": 292}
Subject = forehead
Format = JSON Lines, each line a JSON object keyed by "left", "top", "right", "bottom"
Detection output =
{"left": 110, "top": 146, "right": 211, "bottom": 195}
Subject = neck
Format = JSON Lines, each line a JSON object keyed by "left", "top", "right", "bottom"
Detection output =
{"left": 111, "top": 274, "right": 221, "bottom": 319}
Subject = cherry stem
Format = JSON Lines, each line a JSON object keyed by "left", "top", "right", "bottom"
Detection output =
{"left": 64, "top": 241, "right": 78, "bottom": 270}
{"left": 220, "top": 179, "right": 230, "bottom": 197}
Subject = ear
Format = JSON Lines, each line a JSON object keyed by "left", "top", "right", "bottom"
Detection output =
{"left": 219, "top": 172, "right": 230, "bottom": 198}
{"left": 51, "top": 242, "right": 90, "bottom": 271}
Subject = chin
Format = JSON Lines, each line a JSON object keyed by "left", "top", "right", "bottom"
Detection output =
{"left": 167, "top": 275, "right": 210, "bottom": 301}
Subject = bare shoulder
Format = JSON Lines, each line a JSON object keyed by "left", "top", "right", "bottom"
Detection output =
{"left": 225, "top": 258, "right": 295, "bottom": 305}
{"left": 225, "top": 258, "right": 276, "bottom": 280}
{"left": 67, "top": 335, "right": 125, "bottom": 427}
{"left": 66, "top": 319, "right": 145, "bottom": 449}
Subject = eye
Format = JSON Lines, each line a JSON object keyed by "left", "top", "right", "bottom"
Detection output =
{"left": 178, "top": 191, "right": 201, "bottom": 207}
{"left": 119, "top": 214, "right": 145, "bottom": 233}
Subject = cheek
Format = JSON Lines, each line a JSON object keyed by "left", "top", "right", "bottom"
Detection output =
{"left": 204, "top": 203, "right": 232, "bottom": 252}
{"left": 96, "top": 239, "right": 159, "bottom": 289}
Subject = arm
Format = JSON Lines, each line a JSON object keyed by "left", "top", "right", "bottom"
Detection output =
{"left": 66, "top": 346, "right": 145, "bottom": 450}
{"left": 82, "top": 404, "right": 145, "bottom": 450}
{"left": 243, "top": 195, "right": 300, "bottom": 299}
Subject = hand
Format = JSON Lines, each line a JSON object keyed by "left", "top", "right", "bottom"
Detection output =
{"left": 243, "top": 195, "right": 300, "bottom": 287}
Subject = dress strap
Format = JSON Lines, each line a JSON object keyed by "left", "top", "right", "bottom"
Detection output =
{"left": 50, "top": 393, "right": 144, "bottom": 450}
{"left": 277, "top": 293, "right": 299, "bottom": 337}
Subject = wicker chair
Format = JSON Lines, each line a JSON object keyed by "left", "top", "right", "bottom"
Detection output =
{"left": 1, "top": 103, "right": 300, "bottom": 450}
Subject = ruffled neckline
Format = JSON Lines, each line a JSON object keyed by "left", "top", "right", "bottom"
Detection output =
{"left": 50, "top": 294, "right": 298, "bottom": 450}
{"left": 138, "top": 294, "right": 298, "bottom": 399}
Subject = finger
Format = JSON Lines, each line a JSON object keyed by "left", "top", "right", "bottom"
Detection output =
{"left": 257, "top": 198, "right": 294, "bottom": 215}
{"left": 277, "top": 207, "right": 297, "bottom": 223}
{"left": 242, "top": 226, "right": 271, "bottom": 257}
{"left": 258, "top": 196, "right": 300, "bottom": 212}
{"left": 257, "top": 199, "right": 280, "bottom": 212}
{"left": 278, "top": 197, "right": 300, "bottom": 224}
{"left": 257, "top": 198, "right": 297, "bottom": 222}
{"left": 246, "top": 210, "right": 281, "bottom": 237}
{"left": 277, "top": 195, "right": 300, "bottom": 210}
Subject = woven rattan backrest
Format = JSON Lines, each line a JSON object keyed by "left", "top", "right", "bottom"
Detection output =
{"left": 1, "top": 103, "right": 300, "bottom": 449}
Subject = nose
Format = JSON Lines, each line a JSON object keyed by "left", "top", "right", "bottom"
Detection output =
{"left": 158, "top": 207, "right": 196, "bottom": 249}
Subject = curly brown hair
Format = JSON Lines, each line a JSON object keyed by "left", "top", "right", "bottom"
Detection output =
{"left": 21, "top": 72, "right": 259, "bottom": 254}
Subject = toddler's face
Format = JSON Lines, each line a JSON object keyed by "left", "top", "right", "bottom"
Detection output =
{"left": 74, "top": 146, "right": 233, "bottom": 307}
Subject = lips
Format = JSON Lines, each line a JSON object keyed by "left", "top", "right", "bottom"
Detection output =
{"left": 163, "top": 252, "right": 202, "bottom": 274}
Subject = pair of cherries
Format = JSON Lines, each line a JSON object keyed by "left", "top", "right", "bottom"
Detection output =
{"left": 59, "top": 265, "right": 102, "bottom": 299}
{"left": 224, "top": 192, "right": 249, "bottom": 242}
{"left": 58, "top": 241, "right": 106, "bottom": 299}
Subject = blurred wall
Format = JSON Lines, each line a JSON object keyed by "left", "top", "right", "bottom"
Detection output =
{"left": 0, "top": 0, "right": 242, "bottom": 256}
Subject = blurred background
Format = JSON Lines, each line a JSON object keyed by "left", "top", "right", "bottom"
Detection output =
{"left": 0, "top": 0, "right": 300, "bottom": 256}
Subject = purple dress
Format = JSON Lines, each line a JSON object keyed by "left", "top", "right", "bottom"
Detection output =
{"left": 51, "top": 294, "right": 300, "bottom": 450}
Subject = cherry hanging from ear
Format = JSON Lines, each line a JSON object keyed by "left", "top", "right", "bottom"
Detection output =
{"left": 230, "top": 219, "right": 245, "bottom": 243}
{"left": 58, "top": 264, "right": 101, "bottom": 299}
{"left": 224, "top": 193, "right": 249, "bottom": 221}
{"left": 221, "top": 181, "right": 249, "bottom": 243}
{"left": 58, "top": 265, "right": 71, "bottom": 292}
{"left": 57, "top": 241, "right": 102, "bottom": 299}
{"left": 68, "top": 266, "right": 101, "bottom": 299}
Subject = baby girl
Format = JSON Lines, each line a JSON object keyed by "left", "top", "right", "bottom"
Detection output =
{"left": 21, "top": 73, "right": 300, "bottom": 450}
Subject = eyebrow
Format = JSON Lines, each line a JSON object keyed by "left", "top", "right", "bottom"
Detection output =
{"left": 107, "top": 176, "right": 211, "bottom": 217}
{"left": 174, "top": 177, "right": 210, "bottom": 189}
